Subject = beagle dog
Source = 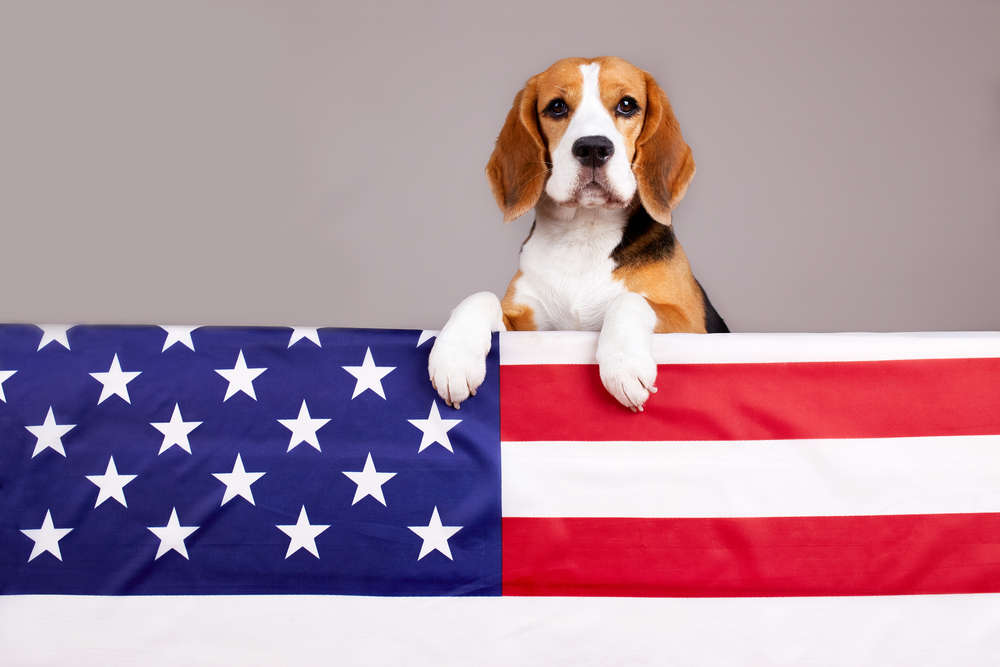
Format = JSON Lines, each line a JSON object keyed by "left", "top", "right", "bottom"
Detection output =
{"left": 429, "top": 56, "right": 727, "bottom": 411}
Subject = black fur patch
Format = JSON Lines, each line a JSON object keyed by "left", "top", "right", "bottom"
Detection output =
{"left": 610, "top": 205, "right": 676, "bottom": 269}
{"left": 697, "top": 280, "right": 730, "bottom": 333}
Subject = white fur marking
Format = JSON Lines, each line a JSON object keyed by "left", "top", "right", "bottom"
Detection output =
{"left": 545, "top": 63, "right": 637, "bottom": 206}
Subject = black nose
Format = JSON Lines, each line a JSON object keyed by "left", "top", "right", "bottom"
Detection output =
{"left": 572, "top": 135, "right": 614, "bottom": 168}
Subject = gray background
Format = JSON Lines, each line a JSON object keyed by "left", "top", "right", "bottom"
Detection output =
{"left": 1, "top": 0, "right": 997, "bottom": 333}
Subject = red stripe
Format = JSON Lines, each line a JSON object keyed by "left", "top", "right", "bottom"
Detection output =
{"left": 503, "top": 514, "right": 1000, "bottom": 597}
{"left": 499, "top": 358, "right": 1000, "bottom": 441}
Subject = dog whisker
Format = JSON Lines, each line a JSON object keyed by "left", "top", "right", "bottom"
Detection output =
{"left": 516, "top": 167, "right": 553, "bottom": 190}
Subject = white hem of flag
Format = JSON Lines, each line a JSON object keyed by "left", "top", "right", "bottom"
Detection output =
{"left": 3, "top": 594, "right": 1000, "bottom": 666}
{"left": 499, "top": 330, "right": 1000, "bottom": 365}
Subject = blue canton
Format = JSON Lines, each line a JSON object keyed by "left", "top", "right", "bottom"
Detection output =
{"left": 0, "top": 325, "right": 502, "bottom": 596}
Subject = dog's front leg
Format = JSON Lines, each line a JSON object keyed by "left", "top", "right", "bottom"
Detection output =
{"left": 596, "top": 292, "right": 659, "bottom": 411}
{"left": 428, "top": 291, "right": 505, "bottom": 409}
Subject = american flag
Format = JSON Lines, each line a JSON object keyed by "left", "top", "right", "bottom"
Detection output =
{"left": 3, "top": 324, "right": 1000, "bottom": 665}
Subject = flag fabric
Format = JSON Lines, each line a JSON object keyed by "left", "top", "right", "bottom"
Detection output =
{"left": 2, "top": 324, "right": 1000, "bottom": 665}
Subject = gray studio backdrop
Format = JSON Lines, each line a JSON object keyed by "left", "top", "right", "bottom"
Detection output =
{"left": 1, "top": 1, "right": 997, "bottom": 332}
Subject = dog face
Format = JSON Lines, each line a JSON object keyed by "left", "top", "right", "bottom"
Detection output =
{"left": 486, "top": 56, "right": 695, "bottom": 225}
{"left": 538, "top": 58, "right": 645, "bottom": 210}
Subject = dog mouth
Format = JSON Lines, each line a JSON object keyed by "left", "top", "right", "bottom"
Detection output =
{"left": 562, "top": 176, "right": 627, "bottom": 209}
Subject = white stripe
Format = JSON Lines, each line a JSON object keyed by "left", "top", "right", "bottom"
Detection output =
{"left": 499, "top": 330, "right": 1000, "bottom": 365}
{"left": 3, "top": 594, "right": 1000, "bottom": 666}
{"left": 501, "top": 435, "right": 1000, "bottom": 518}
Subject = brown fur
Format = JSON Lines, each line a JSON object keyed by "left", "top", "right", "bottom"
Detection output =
{"left": 499, "top": 270, "right": 537, "bottom": 331}
{"left": 633, "top": 73, "right": 696, "bottom": 224}
{"left": 615, "top": 245, "right": 707, "bottom": 333}
{"left": 485, "top": 78, "right": 548, "bottom": 223}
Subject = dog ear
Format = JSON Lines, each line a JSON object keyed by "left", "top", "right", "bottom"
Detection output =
{"left": 486, "top": 76, "right": 547, "bottom": 223}
{"left": 633, "top": 73, "right": 696, "bottom": 225}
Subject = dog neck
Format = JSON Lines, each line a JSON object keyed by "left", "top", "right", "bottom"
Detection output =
{"left": 528, "top": 192, "right": 679, "bottom": 273}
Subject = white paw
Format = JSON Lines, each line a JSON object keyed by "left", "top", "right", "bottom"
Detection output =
{"left": 598, "top": 348, "right": 658, "bottom": 411}
{"left": 427, "top": 292, "right": 504, "bottom": 409}
{"left": 428, "top": 338, "right": 487, "bottom": 409}
{"left": 597, "top": 292, "right": 659, "bottom": 412}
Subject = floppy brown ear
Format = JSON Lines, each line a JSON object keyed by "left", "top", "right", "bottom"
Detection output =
{"left": 485, "top": 76, "right": 547, "bottom": 223}
{"left": 634, "top": 73, "right": 696, "bottom": 225}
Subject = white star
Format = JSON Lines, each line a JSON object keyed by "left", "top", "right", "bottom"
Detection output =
{"left": 276, "top": 506, "right": 330, "bottom": 559}
{"left": 37, "top": 325, "right": 72, "bottom": 350}
{"left": 21, "top": 510, "right": 73, "bottom": 562}
{"left": 216, "top": 350, "right": 266, "bottom": 401}
{"left": 0, "top": 368, "right": 15, "bottom": 402}
{"left": 342, "top": 453, "right": 397, "bottom": 506}
{"left": 151, "top": 404, "right": 202, "bottom": 455}
{"left": 288, "top": 327, "right": 321, "bottom": 348}
{"left": 408, "top": 506, "right": 462, "bottom": 561}
{"left": 25, "top": 407, "right": 76, "bottom": 458}
{"left": 86, "top": 456, "right": 137, "bottom": 508}
{"left": 89, "top": 354, "right": 142, "bottom": 404}
{"left": 342, "top": 348, "right": 395, "bottom": 399}
{"left": 277, "top": 400, "right": 331, "bottom": 452}
{"left": 148, "top": 508, "right": 199, "bottom": 560}
{"left": 160, "top": 325, "right": 199, "bottom": 351}
{"left": 213, "top": 454, "right": 265, "bottom": 506}
{"left": 417, "top": 330, "right": 438, "bottom": 347}
{"left": 409, "top": 400, "right": 462, "bottom": 453}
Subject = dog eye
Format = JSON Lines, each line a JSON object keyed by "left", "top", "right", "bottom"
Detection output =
{"left": 616, "top": 97, "right": 639, "bottom": 116}
{"left": 545, "top": 99, "right": 569, "bottom": 117}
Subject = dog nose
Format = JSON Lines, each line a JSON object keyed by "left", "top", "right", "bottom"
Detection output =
{"left": 572, "top": 135, "right": 614, "bottom": 168}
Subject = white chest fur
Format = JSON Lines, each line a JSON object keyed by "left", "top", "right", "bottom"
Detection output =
{"left": 512, "top": 205, "right": 630, "bottom": 331}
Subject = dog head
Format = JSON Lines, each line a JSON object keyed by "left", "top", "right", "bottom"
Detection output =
{"left": 486, "top": 56, "right": 695, "bottom": 225}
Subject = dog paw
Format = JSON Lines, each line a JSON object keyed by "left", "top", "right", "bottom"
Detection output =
{"left": 427, "top": 292, "right": 503, "bottom": 409}
{"left": 596, "top": 292, "right": 659, "bottom": 412}
{"left": 428, "top": 338, "right": 487, "bottom": 409}
{"left": 597, "top": 348, "right": 658, "bottom": 412}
